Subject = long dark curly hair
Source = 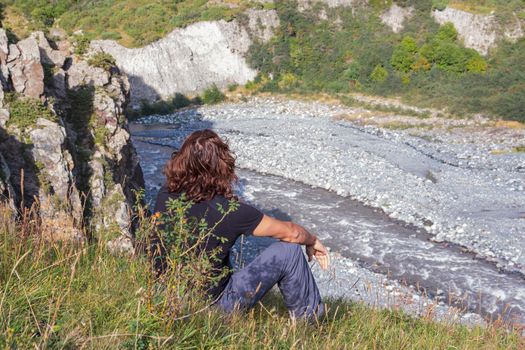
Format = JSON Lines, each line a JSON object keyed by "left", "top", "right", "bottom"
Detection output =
{"left": 164, "top": 129, "right": 238, "bottom": 202}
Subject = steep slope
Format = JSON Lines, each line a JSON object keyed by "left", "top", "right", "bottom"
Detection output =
{"left": 0, "top": 29, "right": 144, "bottom": 250}
{"left": 91, "top": 10, "right": 279, "bottom": 107}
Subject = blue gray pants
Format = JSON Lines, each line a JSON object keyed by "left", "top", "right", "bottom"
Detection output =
{"left": 217, "top": 241, "right": 324, "bottom": 320}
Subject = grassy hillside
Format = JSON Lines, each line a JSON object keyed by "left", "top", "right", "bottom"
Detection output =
{"left": 1, "top": 0, "right": 251, "bottom": 47}
{"left": 248, "top": 0, "right": 525, "bottom": 122}
{"left": 1, "top": 201, "right": 523, "bottom": 349}
{"left": 1, "top": 0, "right": 524, "bottom": 121}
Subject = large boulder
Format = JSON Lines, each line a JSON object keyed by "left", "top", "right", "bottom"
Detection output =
{"left": 32, "top": 31, "right": 67, "bottom": 68}
{"left": 6, "top": 36, "right": 44, "bottom": 98}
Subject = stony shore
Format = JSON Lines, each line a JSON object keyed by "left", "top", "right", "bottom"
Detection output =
{"left": 138, "top": 96, "right": 525, "bottom": 273}
{"left": 133, "top": 95, "right": 524, "bottom": 325}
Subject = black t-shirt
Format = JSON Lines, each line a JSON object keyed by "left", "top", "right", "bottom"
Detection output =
{"left": 153, "top": 185, "right": 264, "bottom": 299}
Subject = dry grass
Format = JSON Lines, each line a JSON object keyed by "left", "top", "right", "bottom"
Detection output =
{"left": 493, "top": 120, "right": 525, "bottom": 130}
{"left": 447, "top": 1, "right": 497, "bottom": 15}
{"left": 2, "top": 7, "right": 32, "bottom": 39}
{"left": 0, "top": 201, "right": 523, "bottom": 349}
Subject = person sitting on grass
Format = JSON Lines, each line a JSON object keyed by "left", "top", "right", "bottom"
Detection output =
{"left": 153, "top": 129, "right": 329, "bottom": 320}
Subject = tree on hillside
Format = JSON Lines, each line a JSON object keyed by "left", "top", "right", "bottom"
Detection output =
{"left": 391, "top": 36, "right": 418, "bottom": 73}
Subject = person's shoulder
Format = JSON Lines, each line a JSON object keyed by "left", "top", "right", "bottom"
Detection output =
{"left": 154, "top": 185, "right": 184, "bottom": 211}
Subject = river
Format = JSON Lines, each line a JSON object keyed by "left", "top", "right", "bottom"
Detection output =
{"left": 129, "top": 99, "right": 525, "bottom": 325}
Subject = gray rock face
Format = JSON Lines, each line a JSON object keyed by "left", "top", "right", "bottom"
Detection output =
{"left": 67, "top": 60, "right": 110, "bottom": 89}
{"left": 0, "top": 30, "right": 9, "bottom": 94}
{"left": 0, "top": 31, "right": 144, "bottom": 246}
{"left": 91, "top": 11, "right": 279, "bottom": 106}
{"left": 0, "top": 151, "right": 15, "bottom": 210}
{"left": 32, "top": 31, "right": 67, "bottom": 68}
{"left": 432, "top": 7, "right": 524, "bottom": 55}
{"left": 380, "top": 4, "right": 414, "bottom": 33}
{"left": 6, "top": 36, "right": 44, "bottom": 98}
{"left": 82, "top": 69, "right": 144, "bottom": 248}
{"left": 245, "top": 9, "right": 280, "bottom": 42}
{"left": 0, "top": 108, "right": 8, "bottom": 128}
{"left": 29, "top": 118, "right": 76, "bottom": 204}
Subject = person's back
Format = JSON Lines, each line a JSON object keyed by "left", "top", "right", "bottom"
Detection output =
{"left": 154, "top": 187, "right": 263, "bottom": 299}
{"left": 153, "top": 129, "right": 329, "bottom": 320}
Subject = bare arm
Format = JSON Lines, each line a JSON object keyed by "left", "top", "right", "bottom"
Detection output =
{"left": 253, "top": 214, "right": 316, "bottom": 245}
{"left": 253, "top": 214, "right": 330, "bottom": 270}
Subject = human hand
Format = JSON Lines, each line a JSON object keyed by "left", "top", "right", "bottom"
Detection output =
{"left": 306, "top": 239, "right": 329, "bottom": 270}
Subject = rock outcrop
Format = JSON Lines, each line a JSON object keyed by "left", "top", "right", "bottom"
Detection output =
{"left": 91, "top": 10, "right": 279, "bottom": 107}
{"left": 6, "top": 36, "right": 45, "bottom": 99}
{"left": 380, "top": 3, "right": 414, "bottom": 33}
{"left": 0, "top": 28, "right": 144, "bottom": 249}
{"left": 432, "top": 7, "right": 524, "bottom": 55}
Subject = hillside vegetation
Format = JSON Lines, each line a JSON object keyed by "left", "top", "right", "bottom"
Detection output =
{"left": 1, "top": 201, "right": 523, "bottom": 349}
{"left": 248, "top": 0, "right": 525, "bottom": 122}
{"left": 2, "top": 0, "right": 251, "bottom": 47}
{"left": 2, "top": 0, "right": 524, "bottom": 121}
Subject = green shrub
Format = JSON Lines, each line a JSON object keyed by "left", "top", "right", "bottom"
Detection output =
{"left": 227, "top": 83, "right": 239, "bottom": 92}
{"left": 73, "top": 35, "right": 90, "bottom": 56}
{"left": 466, "top": 56, "right": 488, "bottom": 73}
{"left": 433, "top": 42, "right": 469, "bottom": 73}
{"left": 432, "top": 0, "right": 449, "bottom": 11}
{"left": 171, "top": 93, "right": 192, "bottom": 109}
{"left": 88, "top": 51, "right": 116, "bottom": 71}
{"left": 277, "top": 72, "right": 299, "bottom": 90}
{"left": 391, "top": 36, "right": 418, "bottom": 73}
{"left": 140, "top": 99, "right": 172, "bottom": 116}
{"left": 6, "top": 95, "right": 57, "bottom": 130}
{"left": 370, "top": 65, "right": 389, "bottom": 82}
{"left": 201, "top": 84, "right": 225, "bottom": 105}
{"left": 343, "top": 62, "right": 362, "bottom": 81}
{"left": 435, "top": 22, "right": 458, "bottom": 42}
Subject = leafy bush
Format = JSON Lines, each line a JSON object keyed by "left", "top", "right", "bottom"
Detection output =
{"left": 227, "top": 83, "right": 239, "bottom": 92}
{"left": 391, "top": 36, "right": 418, "bottom": 73}
{"left": 88, "top": 52, "right": 116, "bottom": 71}
{"left": 73, "top": 35, "right": 90, "bottom": 56}
{"left": 172, "top": 93, "right": 192, "bottom": 109}
{"left": 435, "top": 22, "right": 458, "bottom": 42}
{"left": 135, "top": 93, "right": 198, "bottom": 117}
{"left": 370, "top": 65, "right": 389, "bottom": 82}
{"left": 6, "top": 94, "right": 57, "bottom": 130}
{"left": 466, "top": 56, "right": 488, "bottom": 73}
{"left": 201, "top": 84, "right": 225, "bottom": 105}
{"left": 277, "top": 72, "right": 299, "bottom": 90}
{"left": 140, "top": 99, "right": 174, "bottom": 116}
{"left": 432, "top": 0, "right": 449, "bottom": 11}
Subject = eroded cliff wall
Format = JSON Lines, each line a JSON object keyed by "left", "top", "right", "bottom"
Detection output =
{"left": 92, "top": 10, "right": 279, "bottom": 107}
{"left": 0, "top": 29, "right": 144, "bottom": 251}
{"left": 432, "top": 7, "right": 523, "bottom": 55}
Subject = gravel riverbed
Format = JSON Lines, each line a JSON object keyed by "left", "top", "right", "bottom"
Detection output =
{"left": 131, "top": 96, "right": 525, "bottom": 325}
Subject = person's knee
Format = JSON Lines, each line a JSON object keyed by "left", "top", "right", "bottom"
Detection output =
{"left": 273, "top": 241, "right": 303, "bottom": 259}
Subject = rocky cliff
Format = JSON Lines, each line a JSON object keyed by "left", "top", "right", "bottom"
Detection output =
{"left": 0, "top": 29, "right": 144, "bottom": 251}
{"left": 85, "top": 2, "right": 524, "bottom": 107}
{"left": 432, "top": 6, "right": 524, "bottom": 55}
{"left": 91, "top": 10, "right": 279, "bottom": 107}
